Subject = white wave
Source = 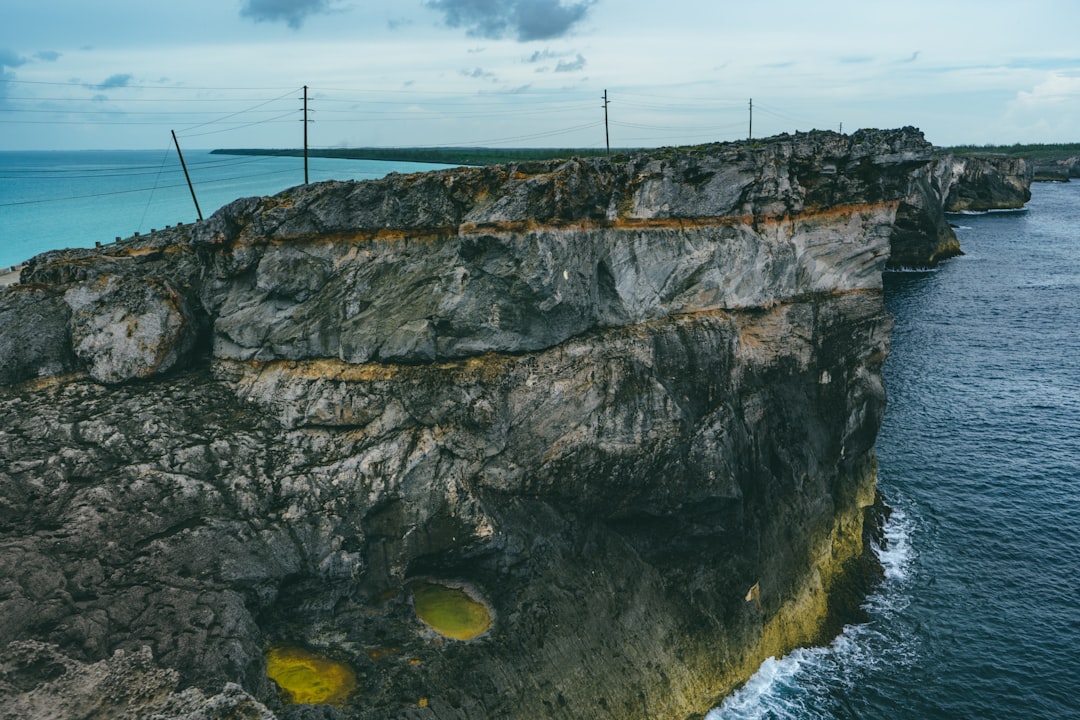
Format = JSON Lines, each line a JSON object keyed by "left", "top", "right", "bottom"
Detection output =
{"left": 704, "top": 652, "right": 816, "bottom": 720}
{"left": 883, "top": 266, "right": 939, "bottom": 274}
{"left": 946, "top": 207, "right": 1029, "bottom": 216}
{"left": 877, "top": 505, "right": 914, "bottom": 583}
{"left": 705, "top": 502, "right": 917, "bottom": 720}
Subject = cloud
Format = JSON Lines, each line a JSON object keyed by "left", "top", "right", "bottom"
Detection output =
{"left": 0, "top": 49, "right": 27, "bottom": 107}
{"left": 34, "top": 50, "right": 61, "bottom": 62}
{"left": 461, "top": 67, "right": 497, "bottom": 80}
{"left": 526, "top": 48, "right": 562, "bottom": 63}
{"left": 0, "top": 48, "right": 27, "bottom": 70}
{"left": 240, "top": 0, "right": 337, "bottom": 29}
{"left": 555, "top": 53, "right": 585, "bottom": 72}
{"left": 426, "top": 0, "right": 596, "bottom": 41}
{"left": 94, "top": 73, "right": 134, "bottom": 90}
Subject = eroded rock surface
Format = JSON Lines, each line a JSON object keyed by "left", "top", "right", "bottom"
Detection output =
{"left": 2, "top": 129, "right": 923, "bottom": 719}
{"left": 939, "top": 153, "right": 1033, "bottom": 212}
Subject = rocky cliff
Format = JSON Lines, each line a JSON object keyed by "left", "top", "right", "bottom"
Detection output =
{"left": 938, "top": 154, "right": 1033, "bottom": 212}
{"left": 1032, "top": 156, "right": 1080, "bottom": 182}
{"left": 1, "top": 129, "right": 926, "bottom": 719}
{"left": 885, "top": 152, "right": 1034, "bottom": 268}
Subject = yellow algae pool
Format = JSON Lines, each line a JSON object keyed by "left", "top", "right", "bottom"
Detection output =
{"left": 265, "top": 645, "right": 357, "bottom": 705}
{"left": 410, "top": 581, "right": 493, "bottom": 640}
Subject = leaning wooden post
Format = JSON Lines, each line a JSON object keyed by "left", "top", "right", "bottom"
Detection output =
{"left": 171, "top": 130, "right": 203, "bottom": 221}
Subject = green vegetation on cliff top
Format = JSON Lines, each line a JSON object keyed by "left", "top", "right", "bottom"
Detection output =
{"left": 944, "top": 142, "right": 1080, "bottom": 160}
{"left": 211, "top": 146, "right": 622, "bottom": 166}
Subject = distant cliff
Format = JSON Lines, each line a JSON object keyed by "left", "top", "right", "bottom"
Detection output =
{"left": 938, "top": 154, "right": 1033, "bottom": 212}
{"left": 1032, "top": 156, "right": 1080, "bottom": 182}
{"left": 2, "top": 129, "right": 926, "bottom": 719}
{"left": 887, "top": 152, "right": 1034, "bottom": 268}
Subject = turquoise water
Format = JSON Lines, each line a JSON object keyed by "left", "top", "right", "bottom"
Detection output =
{"left": 710, "top": 181, "right": 1080, "bottom": 719}
{"left": 0, "top": 150, "right": 455, "bottom": 268}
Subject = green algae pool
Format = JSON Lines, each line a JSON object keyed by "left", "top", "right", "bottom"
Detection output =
{"left": 265, "top": 645, "right": 357, "bottom": 705}
{"left": 409, "top": 580, "right": 493, "bottom": 640}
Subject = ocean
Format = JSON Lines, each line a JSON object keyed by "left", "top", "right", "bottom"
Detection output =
{"left": 2, "top": 152, "right": 1078, "bottom": 718}
{"left": 709, "top": 180, "right": 1080, "bottom": 719}
{"left": 0, "top": 150, "right": 456, "bottom": 269}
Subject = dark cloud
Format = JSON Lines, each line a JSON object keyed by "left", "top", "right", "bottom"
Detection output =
{"left": 240, "top": 0, "right": 337, "bottom": 29}
{"left": 35, "top": 50, "right": 61, "bottom": 62}
{"left": 95, "top": 73, "right": 133, "bottom": 90}
{"left": 461, "top": 67, "right": 497, "bottom": 80}
{"left": 426, "top": 0, "right": 596, "bottom": 41}
{"left": 0, "top": 49, "right": 27, "bottom": 107}
{"left": 0, "top": 48, "right": 28, "bottom": 70}
{"left": 554, "top": 53, "right": 585, "bottom": 72}
{"left": 526, "top": 48, "right": 562, "bottom": 63}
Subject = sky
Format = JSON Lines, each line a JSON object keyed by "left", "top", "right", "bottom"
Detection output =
{"left": 2, "top": 0, "right": 1080, "bottom": 151}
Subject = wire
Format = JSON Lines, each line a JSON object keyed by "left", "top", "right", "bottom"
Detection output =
{"left": 172, "top": 88, "right": 301, "bottom": 133}
{"left": 139, "top": 146, "right": 173, "bottom": 231}
{"left": 0, "top": 165, "right": 304, "bottom": 208}
{"left": 5, "top": 79, "right": 298, "bottom": 91}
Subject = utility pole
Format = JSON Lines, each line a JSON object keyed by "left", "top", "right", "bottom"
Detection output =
{"left": 302, "top": 85, "right": 310, "bottom": 185}
{"left": 602, "top": 89, "right": 610, "bottom": 155}
{"left": 839, "top": 122, "right": 843, "bottom": 135}
{"left": 748, "top": 98, "right": 753, "bottom": 140}
{"left": 171, "top": 130, "right": 202, "bottom": 221}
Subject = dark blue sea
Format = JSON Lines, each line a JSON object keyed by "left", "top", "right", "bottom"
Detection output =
{"left": 0, "top": 150, "right": 455, "bottom": 269}
{"left": 710, "top": 180, "right": 1080, "bottom": 719}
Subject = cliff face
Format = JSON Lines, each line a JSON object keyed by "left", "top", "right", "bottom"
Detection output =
{"left": 885, "top": 153, "right": 1034, "bottom": 268}
{"left": 0, "top": 129, "right": 925, "bottom": 719}
{"left": 1032, "top": 156, "right": 1080, "bottom": 182}
{"left": 938, "top": 154, "right": 1033, "bottom": 212}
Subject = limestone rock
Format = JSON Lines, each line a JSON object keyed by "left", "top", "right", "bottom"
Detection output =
{"left": 0, "top": 641, "right": 275, "bottom": 720}
{"left": 64, "top": 273, "right": 199, "bottom": 384}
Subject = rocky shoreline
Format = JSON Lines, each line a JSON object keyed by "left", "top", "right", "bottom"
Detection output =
{"left": 0, "top": 128, "right": 1029, "bottom": 719}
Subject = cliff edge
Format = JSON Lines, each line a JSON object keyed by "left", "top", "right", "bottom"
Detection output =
{"left": 1, "top": 129, "right": 928, "bottom": 719}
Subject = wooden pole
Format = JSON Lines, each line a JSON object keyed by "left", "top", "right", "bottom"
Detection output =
{"left": 171, "top": 130, "right": 202, "bottom": 221}
{"left": 748, "top": 98, "right": 753, "bottom": 140}
{"left": 603, "top": 89, "right": 610, "bottom": 155}
{"left": 303, "top": 85, "right": 309, "bottom": 185}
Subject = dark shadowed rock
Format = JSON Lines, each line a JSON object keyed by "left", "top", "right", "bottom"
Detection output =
{"left": 0, "top": 286, "right": 76, "bottom": 385}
